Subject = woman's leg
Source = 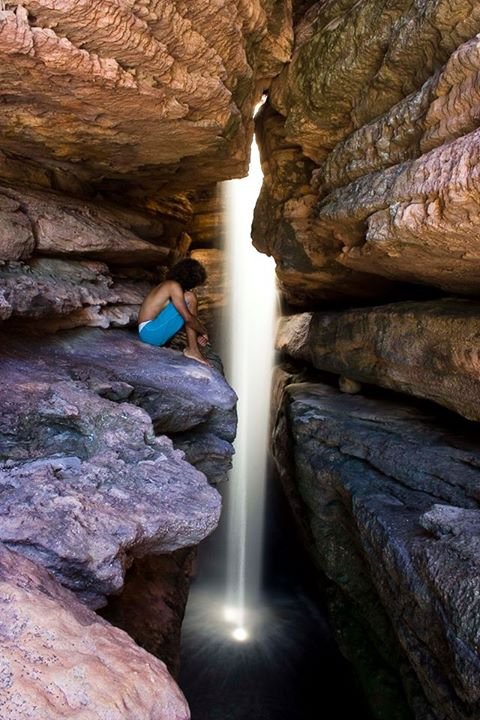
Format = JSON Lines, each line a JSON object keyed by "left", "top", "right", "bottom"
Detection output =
{"left": 183, "top": 291, "right": 210, "bottom": 366}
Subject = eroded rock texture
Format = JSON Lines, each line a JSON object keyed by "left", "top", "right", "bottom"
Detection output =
{"left": 273, "top": 382, "right": 480, "bottom": 720}
{"left": 0, "top": 1, "right": 293, "bottom": 714}
{"left": 277, "top": 299, "right": 480, "bottom": 421}
{"left": 0, "top": 543, "right": 190, "bottom": 720}
{"left": 264, "top": 4, "right": 480, "bottom": 717}
{"left": 102, "top": 549, "right": 196, "bottom": 678}
{"left": 0, "top": 0, "right": 292, "bottom": 193}
{"left": 0, "top": 329, "right": 237, "bottom": 607}
{"left": 255, "top": 1, "right": 480, "bottom": 303}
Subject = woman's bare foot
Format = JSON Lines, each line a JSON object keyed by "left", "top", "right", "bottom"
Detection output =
{"left": 183, "top": 348, "right": 212, "bottom": 367}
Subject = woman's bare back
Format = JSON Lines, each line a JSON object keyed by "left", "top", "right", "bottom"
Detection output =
{"left": 138, "top": 280, "right": 178, "bottom": 323}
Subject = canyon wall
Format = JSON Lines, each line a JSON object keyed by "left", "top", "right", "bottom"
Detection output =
{"left": 2, "top": 1, "right": 480, "bottom": 718}
{"left": 258, "top": 2, "right": 480, "bottom": 719}
{"left": 0, "top": 1, "right": 292, "bottom": 716}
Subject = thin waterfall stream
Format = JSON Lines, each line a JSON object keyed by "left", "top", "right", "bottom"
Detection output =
{"left": 179, "top": 133, "right": 373, "bottom": 720}
{"left": 222, "top": 134, "right": 277, "bottom": 641}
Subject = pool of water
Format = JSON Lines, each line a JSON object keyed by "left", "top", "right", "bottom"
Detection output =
{"left": 179, "top": 471, "right": 372, "bottom": 720}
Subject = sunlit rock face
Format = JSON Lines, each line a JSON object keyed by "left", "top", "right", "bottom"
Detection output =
{"left": 273, "top": 381, "right": 480, "bottom": 720}
{"left": 0, "top": 543, "right": 190, "bottom": 720}
{"left": 255, "top": 1, "right": 480, "bottom": 303}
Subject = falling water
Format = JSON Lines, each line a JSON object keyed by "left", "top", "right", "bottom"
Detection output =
{"left": 221, "top": 128, "right": 277, "bottom": 641}
{"left": 179, "top": 127, "right": 374, "bottom": 720}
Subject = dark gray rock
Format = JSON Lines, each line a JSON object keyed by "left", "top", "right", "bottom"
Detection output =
{"left": 273, "top": 381, "right": 480, "bottom": 720}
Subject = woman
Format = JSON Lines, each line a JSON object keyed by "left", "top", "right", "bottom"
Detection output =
{"left": 138, "top": 258, "right": 210, "bottom": 366}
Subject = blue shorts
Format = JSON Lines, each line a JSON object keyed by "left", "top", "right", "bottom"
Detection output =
{"left": 138, "top": 302, "right": 185, "bottom": 346}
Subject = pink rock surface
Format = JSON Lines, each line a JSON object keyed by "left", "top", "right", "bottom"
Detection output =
{"left": 0, "top": 1, "right": 292, "bottom": 191}
{"left": 0, "top": 543, "right": 190, "bottom": 720}
{"left": 0, "top": 184, "right": 170, "bottom": 263}
{"left": 254, "top": 3, "right": 480, "bottom": 303}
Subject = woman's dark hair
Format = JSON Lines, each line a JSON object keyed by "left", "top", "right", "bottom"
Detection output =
{"left": 166, "top": 258, "right": 207, "bottom": 291}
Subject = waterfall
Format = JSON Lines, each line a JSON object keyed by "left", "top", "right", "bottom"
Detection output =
{"left": 221, "top": 128, "right": 277, "bottom": 641}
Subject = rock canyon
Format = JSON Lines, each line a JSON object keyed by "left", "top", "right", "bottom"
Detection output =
{"left": 0, "top": 1, "right": 479, "bottom": 719}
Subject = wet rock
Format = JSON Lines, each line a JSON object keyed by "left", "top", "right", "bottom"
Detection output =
{"left": 0, "top": 328, "right": 238, "bottom": 605}
{"left": 277, "top": 299, "right": 480, "bottom": 422}
{"left": 0, "top": 542, "right": 190, "bottom": 720}
{"left": 273, "top": 382, "right": 480, "bottom": 720}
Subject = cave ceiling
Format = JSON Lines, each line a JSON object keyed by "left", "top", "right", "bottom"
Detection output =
{"left": 0, "top": 0, "right": 292, "bottom": 196}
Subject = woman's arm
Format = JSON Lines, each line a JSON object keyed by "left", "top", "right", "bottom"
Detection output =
{"left": 169, "top": 282, "right": 208, "bottom": 335}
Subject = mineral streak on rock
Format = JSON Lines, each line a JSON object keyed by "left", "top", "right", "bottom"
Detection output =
{"left": 277, "top": 299, "right": 480, "bottom": 422}
{"left": 0, "top": 328, "right": 238, "bottom": 606}
{"left": 0, "top": 0, "right": 293, "bottom": 191}
{"left": 0, "top": 543, "right": 190, "bottom": 720}
{"left": 273, "top": 382, "right": 480, "bottom": 720}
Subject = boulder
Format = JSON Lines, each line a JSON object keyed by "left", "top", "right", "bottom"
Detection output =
{"left": 273, "top": 381, "right": 480, "bottom": 720}
{"left": 0, "top": 543, "right": 190, "bottom": 720}
{"left": 0, "top": 328, "right": 238, "bottom": 605}
{"left": 277, "top": 299, "right": 480, "bottom": 422}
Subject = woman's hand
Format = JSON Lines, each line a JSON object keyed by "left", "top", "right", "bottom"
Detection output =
{"left": 198, "top": 333, "right": 209, "bottom": 347}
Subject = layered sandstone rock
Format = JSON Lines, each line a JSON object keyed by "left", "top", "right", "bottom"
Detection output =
{"left": 253, "top": 105, "right": 394, "bottom": 305}
{"left": 0, "top": 0, "right": 292, "bottom": 193}
{"left": 0, "top": 184, "right": 171, "bottom": 264}
{"left": 254, "top": 1, "right": 480, "bottom": 304}
{"left": 0, "top": 543, "right": 190, "bottom": 720}
{"left": 0, "top": 258, "right": 152, "bottom": 330}
{"left": 103, "top": 549, "right": 196, "bottom": 678}
{"left": 273, "top": 381, "right": 480, "bottom": 720}
{"left": 277, "top": 299, "right": 480, "bottom": 422}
